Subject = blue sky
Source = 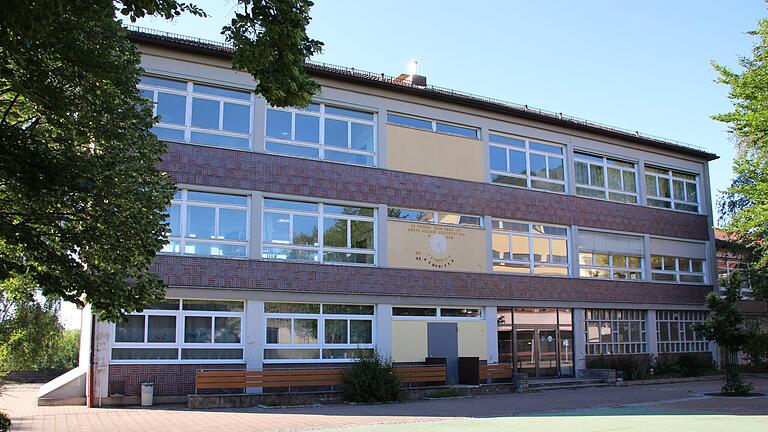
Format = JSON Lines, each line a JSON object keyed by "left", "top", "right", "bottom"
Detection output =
{"left": 132, "top": 0, "right": 767, "bottom": 223}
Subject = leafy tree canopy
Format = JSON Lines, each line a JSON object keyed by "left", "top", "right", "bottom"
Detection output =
{"left": 0, "top": 1, "right": 322, "bottom": 321}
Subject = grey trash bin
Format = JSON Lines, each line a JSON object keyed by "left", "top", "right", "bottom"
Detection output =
{"left": 141, "top": 382, "right": 154, "bottom": 406}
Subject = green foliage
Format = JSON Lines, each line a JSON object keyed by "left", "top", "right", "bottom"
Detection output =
{"left": 586, "top": 356, "right": 647, "bottom": 381}
{"left": 343, "top": 349, "right": 400, "bottom": 403}
{"left": 0, "top": 411, "right": 9, "bottom": 432}
{"left": 743, "top": 331, "right": 768, "bottom": 368}
{"left": 722, "top": 370, "right": 754, "bottom": 395}
{"left": 676, "top": 353, "right": 716, "bottom": 377}
{"left": 0, "top": 296, "right": 67, "bottom": 371}
{"left": 0, "top": 0, "right": 322, "bottom": 320}
{"left": 223, "top": 0, "right": 323, "bottom": 108}
{"left": 653, "top": 358, "right": 682, "bottom": 376}
{"left": 426, "top": 389, "right": 463, "bottom": 398}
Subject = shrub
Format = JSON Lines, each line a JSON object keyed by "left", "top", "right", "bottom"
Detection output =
{"left": 722, "top": 369, "right": 754, "bottom": 395}
{"left": 677, "top": 353, "right": 715, "bottom": 377}
{"left": 654, "top": 359, "right": 682, "bottom": 376}
{"left": 743, "top": 332, "right": 768, "bottom": 369}
{"left": 586, "top": 356, "right": 647, "bottom": 381}
{"left": 343, "top": 349, "right": 400, "bottom": 403}
{"left": 0, "top": 411, "right": 10, "bottom": 432}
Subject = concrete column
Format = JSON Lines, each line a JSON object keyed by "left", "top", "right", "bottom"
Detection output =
{"left": 573, "top": 308, "right": 587, "bottom": 371}
{"left": 485, "top": 306, "right": 498, "bottom": 364}
{"left": 570, "top": 226, "right": 580, "bottom": 277}
{"left": 252, "top": 96, "right": 266, "bottom": 153}
{"left": 376, "top": 304, "right": 393, "bottom": 359}
{"left": 245, "top": 300, "right": 264, "bottom": 394}
{"left": 250, "top": 192, "right": 263, "bottom": 260}
{"left": 377, "top": 204, "right": 388, "bottom": 268}
{"left": 377, "top": 109, "right": 387, "bottom": 169}
{"left": 480, "top": 127, "right": 491, "bottom": 182}
{"left": 643, "top": 234, "right": 652, "bottom": 281}
{"left": 484, "top": 215, "right": 494, "bottom": 273}
{"left": 92, "top": 319, "right": 112, "bottom": 406}
{"left": 647, "top": 309, "right": 659, "bottom": 358}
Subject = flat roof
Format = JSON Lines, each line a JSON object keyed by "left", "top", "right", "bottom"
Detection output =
{"left": 127, "top": 26, "right": 719, "bottom": 161}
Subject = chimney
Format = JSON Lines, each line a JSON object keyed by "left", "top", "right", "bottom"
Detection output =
{"left": 394, "top": 60, "right": 427, "bottom": 87}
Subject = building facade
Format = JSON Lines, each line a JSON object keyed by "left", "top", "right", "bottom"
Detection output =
{"left": 81, "top": 28, "right": 720, "bottom": 403}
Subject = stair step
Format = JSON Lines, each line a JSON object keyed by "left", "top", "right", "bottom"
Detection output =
{"left": 528, "top": 381, "right": 611, "bottom": 391}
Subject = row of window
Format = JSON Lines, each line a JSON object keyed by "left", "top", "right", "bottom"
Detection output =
{"left": 141, "top": 76, "right": 703, "bottom": 214}
{"left": 162, "top": 190, "right": 709, "bottom": 283}
{"left": 656, "top": 310, "right": 709, "bottom": 353}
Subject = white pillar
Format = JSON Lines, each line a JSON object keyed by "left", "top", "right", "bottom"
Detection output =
{"left": 573, "top": 308, "right": 587, "bottom": 371}
{"left": 485, "top": 306, "right": 498, "bottom": 364}
{"left": 245, "top": 300, "right": 264, "bottom": 394}
{"left": 376, "top": 304, "right": 392, "bottom": 359}
{"left": 92, "top": 319, "right": 111, "bottom": 405}
{"left": 647, "top": 309, "right": 659, "bottom": 358}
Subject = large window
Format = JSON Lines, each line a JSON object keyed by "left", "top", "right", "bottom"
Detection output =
{"left": 651, "top": 255, "right": 706, "bottom": 283}
{"left": 387, "top": 207, "right": 482, "bottom": 228}
{"left": 574, "top": 152, "right": 638, "bottom": 203}
{"left": 387, "top": 113, "right": 479, "bottom": 139}
{"left": 266, "top": 103, "right": 376, "bottom": 166}
{"left": 489, "top": 133, "right": 566, "bottom": 193}
{"left": 392, "top": 306, "right": 483, "bottom": 319}
{"left": 656, "top": 310, "right": 709, "bottom": 353}
{"left": 112, "top": 299, "right": 244, "bottom": 362}
{"left": 585, "top": 309, "right": 647, "bottom": 355}
{"left": 139, "top": 76, "right": 252, "bottom": 149}
{"left": 492, "top": 219, "right": 569, "bottom": 276}
{"left": 163, "top": 190, "right": 249, "bottom": 257}
{"left": 645, "top": 166, "right": 699, "bottom": 213}
{"left": 262, "top": 198, "right": 376, "bottom": 265}
{"left": 264, "top": 302, "right": 375, "bottom": 362}
{"left": 579, "top": 253, "right": 643, "bottom": 280}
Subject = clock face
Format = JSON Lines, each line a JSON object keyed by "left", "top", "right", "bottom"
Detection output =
{"left": 429, "top": 234, "right": 448, "bottom": 255}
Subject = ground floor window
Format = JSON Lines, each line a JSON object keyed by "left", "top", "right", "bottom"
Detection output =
{"left": 111, "top": 299, "right": 245, "bottom": 362}
{"left": 584, "top": 309, "right": 647, "bottom": 355}
{"left": 264, "top": 302, "right": 375, "bottom": 362}
{"left": 656, "top": 310, "right": 709, "bottom": 353}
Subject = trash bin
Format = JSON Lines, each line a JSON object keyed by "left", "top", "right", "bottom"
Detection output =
{"left": 141, "top": 382, "right": 154, "bottom": 406}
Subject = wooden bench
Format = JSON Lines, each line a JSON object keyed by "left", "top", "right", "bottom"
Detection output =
{"left": 479, "top": 363, "right": 514, "bottom": 381}
{"left": 394, "top": 365, "right": 447, "bottom": 384}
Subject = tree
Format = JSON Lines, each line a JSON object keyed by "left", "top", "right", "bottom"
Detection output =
{"left": 694, "top": 273, "right": 755, "bottom": 395}
{"left": 0, "top": 1, "right": 322, "bottom": 321}
{"left": 0, "top": 294, "right": 65, "bottom": 371}
{"left": 713, "top": 18, "right": 768, "bottom": 301}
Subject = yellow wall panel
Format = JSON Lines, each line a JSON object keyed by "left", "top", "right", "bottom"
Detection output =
{"left": 458, "top": 321, "right": 488, "bottom": 360}
{"left": 391, "top": 321, "right": 428, "bottom": 362}
{"left": 386, "top": 125, "right": 486, "bottom": 182}
{"left": 387, "top": 221, "right": 487, "bottom": 272}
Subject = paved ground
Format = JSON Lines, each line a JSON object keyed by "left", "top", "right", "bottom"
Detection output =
{"left": 2, "top": 378, "right": 767, "bottom": 432}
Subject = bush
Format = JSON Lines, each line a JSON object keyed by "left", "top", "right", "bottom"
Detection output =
{"left": 586, "top": 356, "right": 647, "bottom": 381}
{"left": 722, "top": 370, "right": 754, "bottom": 395}
{"left": 677, "top": 353, "right": 715, "bottom": 377}
{"left": 743, "top": 332, "right": 768, "bottom": 369}
{"left": 654, "top": 359, "right": 682, "bottom": 376}
{"left": 343, "top": 349, "right": 400, "bottom": 403}
{"left": 0, "top": 411, "right": 10, "bottom": 432}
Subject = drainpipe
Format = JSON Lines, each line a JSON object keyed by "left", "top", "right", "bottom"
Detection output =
{"left": 88, "top": 313, "right": 96, "bottom": 408}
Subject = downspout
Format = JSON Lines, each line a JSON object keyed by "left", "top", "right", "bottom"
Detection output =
{"left": 88, "top": 313, "right": 96, "bottom": 408}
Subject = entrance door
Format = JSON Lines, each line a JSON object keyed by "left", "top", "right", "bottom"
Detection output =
{"left": 537, "top": 328, "right": 558, "bottom": 377}
{"left": 514, "top": 327, "right": 558, "bottom": 378}
{"left": 427, "top": 322, "right": 458, "bottom": 384}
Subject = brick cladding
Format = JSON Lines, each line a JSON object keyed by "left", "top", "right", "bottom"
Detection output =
{"left": 109, "top": 363, "right": 244, "bottom": 396}
{"left": 152, "top": 255, "right": 713, "bottom": 305}
{"left": 160, "top": 142, "right": 710, "bottom": 241}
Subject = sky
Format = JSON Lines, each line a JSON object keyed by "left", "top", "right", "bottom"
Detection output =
{"left": 60, "top": 2, "right": 764, "bottom": 329}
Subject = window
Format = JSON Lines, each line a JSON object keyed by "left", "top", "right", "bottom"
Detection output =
{"left": 492, "top": 220, "right": 569, "bottom": 276}
{"left": 264, "top": 302, "right": 374, "bottom": 362}
{"left": 112, "top": 299, "right": 244, "bottom": 362}
{"left": 266, "top": 103, "right": 376, "bottom": 166}
{"left": 717, "top": 258, "right": 751, "bottom": 297}
{"left": 162, "top": 190, "right": 249, "bottom": 258}
{"left": 651, "top": 255, "right": 705, "bottom": 283}
{"left": 139, "top": 76, "right": 252, "bottom": 149}
{"left": 392, "top": 306, "right": 483, "bottom": 319}
{"left": 262, "top": 198, "right": 375, "bottom": 265}
{"left": 574, "top": 152, "right": 638, "bottom": 203}
{"left": 645, "top": 166, "right": 699, "bottom": 212}
{"left": 656, "top": 310, "right": 709, "bottom": 353}
{"left": 584, "top": 309, "right": 646, "bottom": 355}
{"left": 387, "top": 207, "right": 482, "bottom": 228}
{"left": 579, "top": 253, "right": 643, "bottom": 280}
{"left": 387, "top": 113, "right": 479, "bottom": 139}
{"left": 489, "top": 133, "right": 566, "bottom": 193}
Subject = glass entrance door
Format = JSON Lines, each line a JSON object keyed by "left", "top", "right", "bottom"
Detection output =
{"left": 514, "top": 327, "right": 558, "bottom": 377}
{"left": 515, "top": 328, "right": 536, "bottom": 375}
{"left": 537, "top": 328, "right": 558, "bottom": 377}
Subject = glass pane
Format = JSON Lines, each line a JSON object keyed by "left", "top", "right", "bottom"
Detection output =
{"left": 551, "top": 238, "right": 568, "bottom": 264}
{"left": 579, "top": 252, "right": 593, "bottom": 265}
{"left": 183, "top": 242, "right": 246, "bottom": 257}
{"left": 293, "top": 319, "right": 318, "bottom": 344}
{"left": 628, "top": 256, "right": 642, "bottom": 268}
{"left": 265, "top": 302, "right": 321, "bottom": 314}
{"left": 441, "top": 308, "right": 481, "bottom": 317}
{"left": 325, "top": 205, "right": 374, "bottom": 217}
{"left": 184, "top": 316, "right": 212, "bottom": 343}
{"left": 219, "top": 209, "right": 247, "bottom": 240}
{"left": 548, "top": 157, "right": 564, "bottom": 180}
{"left": 141, "top": 76, "right": 187, "bottom": 90}
{"left": 595, "top": 254, "right": 610, "bottom": 266}
{"left": 323, "top": 304, "right": 375, "bottom": 315}
{"left": 387, "top": 114, "right": 432, "bottom": 130}
{"left": 325, "top": 106, "right": 374, "bottom": 121}
{"left": 531, "top": 180, "right": 565, "bottom": 192}
{"left": 492, "top": 233, "right": 510, "bottom": 260}
{"left": 590, "top": 164, "right": 605, "bottom": 187}
{"left": 194, "top": 84, "right": 250, "bottom": 100}
{"left": 323, "top": 218, "right": 348, "bottom": 247}
{"left": 112, "top": 348, "right": 178, "bottom": 360}
{"left": 324, "top": 150, "right": 375, "bottom": 166}
{"left": 686, "top": 182, "right": 698, "bottom": 203}
{"left": 266, "top": 141, "right": 320, "bottom": 158}
{"left": 295, "top": 114, "right": 320, "bottom": 143}
{"left": 512, "top": 235, "right": 530, "bottom": 261}
{"left": 575, "top": 161, "right": 589, "bottom": 185}
{"left": 323, "top": 251, "right": 374, "bottom": 264}
{"left": 623, "top": 171, "right": 637, "bottom": 193}
{"left": 266, "top": 109, "right": 292, "bottom": 140}
{"left": 147, "top": 316, "right": 176, "bottom": 343}
{"left": 529, "top": 154, "right": 547, "bottom": 178}
{"left": 156, "top": 93, "right": 186, "bottom": 125}
{"left": 266, "top": 318, "right": 291, "bottom": 344}
{"left": 663, "top": 256, "right": 676, "bottom": 269}
{"left": 489, "top": 146, "right": 507, "bottom": 171}
{"left": 392, "top": 307, "right": 436, "bottom": 317}
{"left": 222, "top": 103, "right": 250, "bottom": 133}
{"left": 645, "top": 175, "right": 658, "bottom": 197}
{"left": 532, "top": 237, "right": 550, "bottom": 263}
{"left": 214, "top": 317, "right": 241, "bottom": 343}
{"left": 529, "top": 141, "right": 563, "bottom": 154}
{"left": 350, "top": 123, "right": 374, "bottom": 151}
{"left": 613, "top": 255, "right": 627, "bottom": 267}
{"left": 191, "top": 98, "right": 220, "bottom": 129}
{"left": 680, "top": 274, "right": 705, "bottom": 283}
{"left": 167, "top": 204, "right": 181, "bottom": 236}
{"left": 293, "top": 215, "right": 319, "bottom": 246}
{"left": 324, "top": 118, "right": 348, "bottom": 147}
{"left": 262, "top": 247, "right": 318, "bottom": 261}
{"left": 576, "top": 186, "right": 604, "bottom": 199}
{"left": 182, "top": 300, "right": 244, "bottom": 312}
{"left": 190, "top": 132, "right": 249, "bottom": 149}
{"left": 691, "top": 259, "right": 704, "bottom": 273}
{"left": 264, "top": 199, "right": 318, "bottom": 212}
{"left": 181, "top": 349, "right": 243, "bottom": 360}
{"left": 658, "top": 177, "right": 671, "bottom": 198}
{"left": 652, "top": 273, "right": 676, "bottom": 281}
{"left": 187, "top": 191, "right": 248, "bottom": 205}
{"left": 350, "top": 220, "right": 374, "bottom": 249}
{"left": 673, "top": 180, "right": 685, "bottom": 201}
{"left": 152, "top": 126, "right": 185, "bottom": 141}
{"left": 509, "top": 150, "right": 527, "bottom": 175}
{"left": 350, "top": 320, "right": 373, "bottom": 344}
{"left": 648, "top": 198, "right": 671, "bottom": 208}
{"left": 263, "top": 212, "right": 290, "bottom": 243}
{"left": 146, "top": 299, "right": 180, "bottom": 310}
{"left": 323, "top": 348, "right": 372, "bottom": 360}
{"left": 491, "top": 174, "right": 527, "bottom": 187}
{"left": 186, "top": 206, "right": 215, "bottom": 239}
{"left": 435, "top": 122, "right": 478, "bottom": 138}
{"left": 490, "top": 134, "right": 525, "bottom": 147}
{"left": 324, "top": 319, "right": 348, "bottom": 344}
{"left": 264, "top": 349, "right": 320, "bottom": 360}
{"left": 607, "top": 167, "right": 622, "bottom": 190}
{"left": 115, "top": 316, "right": 145, "bottom": 343}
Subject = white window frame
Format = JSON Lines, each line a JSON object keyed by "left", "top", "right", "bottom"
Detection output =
{"left": 261, "top": 198, "right": 377, "bottom": 266}
{"left": 491, "top": 219, "right": 570, "bottom": 276}
{"left": 717, "top": 257, "right": 752, "bottom": 297}
{"left": 386, "top": 112, "right": 480, "bottom": 139}
{"left": 386, "top": 207, "right": 484, "bottom": 229}
{"left": 489, "top": 132, "right": 567, "bottom": 194}
{"left": 578, "top": 252, "right": 644, "bottom": 281}
{"left": 139, "top": 77, "right": 254, "bottom": 150}
{"left": 584, "top": 309, "right": 647, "bottom": 355}
{"left": 163, "top": 190, "right": 250, "bottom": 258}
{"left": 651, "top": 255, "right": 706, "bottom": 284}
{"left": 263, "top": 303, "right": 376, "bottom": 364}
{"left": 265, "top": 103, "right": 377, "bottom": 166}
{"left": 110, "top": 299, "right": 245, "bottom": 364}
{"left": 573, "top": 151, "right": 638, "bottom": 203}
{"left": 656, "top": 310, "right": 709, "bottom": 353}
{"left": 644, "top": 166, "right": 700, "bottom": 213}
{"left": 391, "top": 306, "right": 485, "bottom": 321}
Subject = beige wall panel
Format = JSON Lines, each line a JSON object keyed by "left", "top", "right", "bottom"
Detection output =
{"left": 387, "top": 221, "right": 487, "bottom": 273}
{"left": 391, "top": 321, "right": 427, "bottom": 362}
{"left": 458, "top": 321, "right": 488, "bottom": 359}
{"left": 386, "top": 125, "right": 485, "bottom": 182}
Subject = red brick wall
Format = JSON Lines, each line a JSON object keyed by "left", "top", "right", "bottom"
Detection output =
{"left": 108, "top": 363, "right": 244, "bottom": 396}
{"left": 152, "top": 256, "right": 713, "bottom": 305}
{"left": 160, "top": 142, "right": 710, "bottom": 241}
